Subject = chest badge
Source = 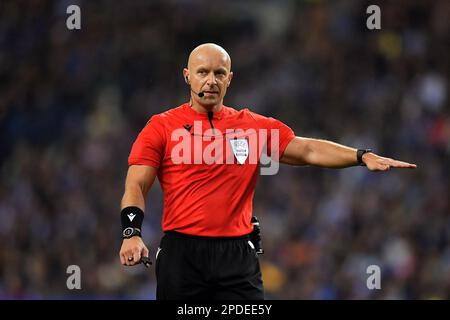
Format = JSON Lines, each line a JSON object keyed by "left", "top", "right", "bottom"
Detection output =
{"left": 230, "top": 138, "right": 249, "bottom": 165}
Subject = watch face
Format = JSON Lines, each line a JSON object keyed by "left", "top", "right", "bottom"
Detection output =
{"left": 123, "top": 227, "right": 134, "bottom": 237}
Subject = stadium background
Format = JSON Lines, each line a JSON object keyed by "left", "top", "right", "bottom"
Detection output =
{"left": 0, "top": 0, "right": 448, "bottom": 299}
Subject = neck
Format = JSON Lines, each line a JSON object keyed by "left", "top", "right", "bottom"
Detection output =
{"left": 190, "top": 99, "right": 223, "bottom": 113}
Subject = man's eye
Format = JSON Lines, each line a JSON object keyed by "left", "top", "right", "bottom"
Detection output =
{"left": 198, "top": 71, "right": 207, "bottom": 75}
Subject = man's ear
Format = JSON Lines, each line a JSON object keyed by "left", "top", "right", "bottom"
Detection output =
{"left": 227, "top": 72, "right": 233, "bottom": 87}
{"left": 183, "top": 68, "right": 189, "bottom": 85}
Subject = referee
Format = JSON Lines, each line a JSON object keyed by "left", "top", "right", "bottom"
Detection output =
{"left": 119, "top": 43, "right": 416, "bottom": 300}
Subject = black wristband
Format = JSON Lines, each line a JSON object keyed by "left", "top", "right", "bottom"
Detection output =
{"left": 357, "top": 149, "right": 372, "bottom": 166}
{"left": 121, "top": 206, "right": 144, "bottom": 231}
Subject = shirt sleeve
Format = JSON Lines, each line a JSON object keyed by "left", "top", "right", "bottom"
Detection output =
{"left": 264, "top": 116, "right": 296, "bottom": 160}
{"left": 247, "top": 109, "right": 296, "bottom": 160}
{"left": 128, "top": 115, "right": 166, "bottom": 169}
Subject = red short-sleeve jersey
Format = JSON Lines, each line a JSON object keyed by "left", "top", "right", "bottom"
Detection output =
{"left": 129, "top": 103, "right": 295, "bottom": 237}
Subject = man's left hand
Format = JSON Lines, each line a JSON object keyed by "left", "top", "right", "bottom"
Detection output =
{"left": 362, "top": 153, "right": 417, "bottom": 171}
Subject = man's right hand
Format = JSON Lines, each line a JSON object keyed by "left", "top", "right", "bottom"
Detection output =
{"left": 119, "top": 236, "right": 150, "bottom": 266}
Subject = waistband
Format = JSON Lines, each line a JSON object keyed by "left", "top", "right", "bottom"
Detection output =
{"left": 164, "top": 230, "right": 250, "bottom": 241}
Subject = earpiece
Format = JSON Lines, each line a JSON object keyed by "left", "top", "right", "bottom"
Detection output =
{"left": 185, "top": 75, "right": 204, "bottom": 98}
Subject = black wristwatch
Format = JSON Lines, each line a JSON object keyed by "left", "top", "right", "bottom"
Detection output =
{"left": 357, "top": 149, "right": 372, "bottom": 166}
{"left": 122, "top": 227, "right": 142, "bottom": 239}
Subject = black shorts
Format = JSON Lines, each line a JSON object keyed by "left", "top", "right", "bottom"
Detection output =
{"left": 155, "top": 231, "right": 264, "bottom": 300}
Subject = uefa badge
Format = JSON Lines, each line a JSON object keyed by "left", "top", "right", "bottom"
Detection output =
{"left": 230, "top": 138, "right": 249, "bottom": 165}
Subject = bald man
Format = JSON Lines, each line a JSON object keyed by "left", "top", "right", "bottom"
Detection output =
{"left": 119, "top": 43, "right": 416, "bottom": 300}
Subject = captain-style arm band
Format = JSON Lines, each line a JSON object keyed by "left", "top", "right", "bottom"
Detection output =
{"left": 121, "top": 206, "right": 144, "bottom": 234}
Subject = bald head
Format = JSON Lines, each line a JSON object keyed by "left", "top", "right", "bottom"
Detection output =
{"left": 187, "top": 43, "right": 231, "bottom": 71}
{"left": 183, "top": 43, "right": 233, "bottom": 112}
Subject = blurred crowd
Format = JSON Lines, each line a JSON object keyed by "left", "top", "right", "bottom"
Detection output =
{"left": 0, "top": 0, "right": 449, "bottom": 299}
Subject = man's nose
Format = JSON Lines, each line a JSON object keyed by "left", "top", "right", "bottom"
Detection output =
{"left": 206, "top": 72, "right": 217, "bottom": 85}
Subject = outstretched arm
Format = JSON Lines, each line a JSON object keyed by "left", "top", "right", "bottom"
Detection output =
{"left": 280, "top": 137, "right": 417, "bottom": 171}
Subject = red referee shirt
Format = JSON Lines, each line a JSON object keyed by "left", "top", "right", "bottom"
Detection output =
{"left": 128, "top": 103, "right": 295, "bottom": 237}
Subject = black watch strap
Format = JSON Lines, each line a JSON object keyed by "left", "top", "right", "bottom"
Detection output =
{"left": 357, "top": 149, "right": 372, "bottom": 166}
{"left": 122, "top": 227, "right": 141, "bottom": 239}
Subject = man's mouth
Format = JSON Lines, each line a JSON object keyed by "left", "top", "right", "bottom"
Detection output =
{"left": 203, "top": 91, "right": 219, "bottom": 94}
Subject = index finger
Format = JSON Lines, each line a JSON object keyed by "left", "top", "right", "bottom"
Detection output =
{"left": 133, "top": 250, "right": 141, "bottom": 265}
{"left": 390, "top": 160, "right": 417, "bottom": 168}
